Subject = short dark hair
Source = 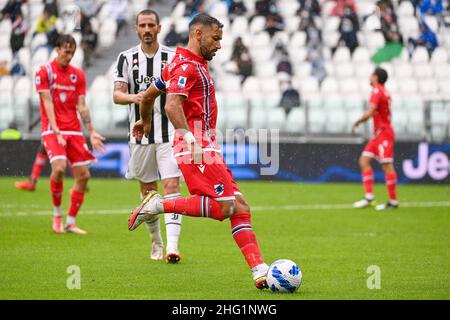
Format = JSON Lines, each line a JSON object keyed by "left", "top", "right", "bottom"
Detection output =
{"left": 374, "top": 67, "right": 388, "bottom": 84}
{"left": 189, "top": 13, "right": 223, "bottom": 31}
{"left": 56, "top": 34, "right": 76, "bottom": 48}
{"left": 136, "top": 9, "right": 160, "bottom": 25}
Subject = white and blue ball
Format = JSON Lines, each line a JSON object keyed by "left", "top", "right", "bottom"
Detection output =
{"left": 267, "top": 259, "right": 302, "bottom": 293}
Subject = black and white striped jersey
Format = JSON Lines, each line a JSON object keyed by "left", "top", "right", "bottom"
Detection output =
{"left": 114, "top": 44, "right": 175, "bottom": 144}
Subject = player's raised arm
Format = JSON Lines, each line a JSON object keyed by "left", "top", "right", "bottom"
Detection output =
{"left": 77, "top": 95, "right": 106, "bottom": 152}
{"left": 40, "top": 91, "right": 66, "bottom": 147}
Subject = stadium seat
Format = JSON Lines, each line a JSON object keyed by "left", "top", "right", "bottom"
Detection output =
{"left": 266, "top": 108, "right": 286, "bottom": 130}
{"left": 352, "top": 47, "right": 371, "bottom": 63}
{"left": 260, "top": 78, "right": 281, "bottom": 96}
{"left": 0, "top": 102, "right": 14, "bottom": 130}
{"left": 249, "top": 107, "right": 267, "bottom": 129}
{"left": 398, "top": 16, "right": 419, "bottom": 35}
{"left": 99, "top": 19, "right": 117, "bottom": 48}
{"left": 343, "top": 95, "right": 364, "bottom": 113}
{"left": 325, "top": 109, "right": 348, "bottom": 133}
{"left": 255, "top": 61, "right": 276, "bottom": 77}
{"left": 0, "top": 76, "right": 13, "bottom": 94}
{"left": 419, "top": 78, "right": 440, "bottom": 98}
{"left": 284, "top": 16, "right": 300, "bottom": 33}
{"left": 430, "top": 108, "right": 448, "bottom": 141}
{"left": 298, "top": 76, "right": 320, "bottom": 96}
{"left": 253, "top": 32, "right": 271, "bottom": 48}
{"left": 394, "top": 62, "right": 414, "bottom": 79}
{"left": 218, "top": 75, "right": 241, "bottom": 94}
{"left": 385, "top": 78, "right": 399, "bottom": 94}
{"left": 242, "top": 76, "right": 260, "bottom": 94}
{"left": 324, "top": 16, "right": 341, "bottom": 32}
{"left": 294, "top": 62, "right": 312, "bottom": 78}
{"left": 413, "top": 63, "right": 434, "bottom": 78}
{"left": 433, "top": 64, "right": 450, "bottom": 79}
{"left": 222, "top": 93, "right": 247, "bottom": 109}
{"left": 392, "top": 108, "right": 409, "bottom": 134}
{"left": 363, "top": 14, "right": 381, "bottom": 32}
{"left": 339, "top": 78, "right": 359, "bottom": 95}
{"left": 323, "top": 31, "right": 340, "bottom": 48}
{"left": 430, "top": 47, "right": 449, "bottom": 65}
{"left": 334, "top": 62, "right": 354, "bottom": 78}
{"left": 272, "top": 31, "right": 290, "bottom": 46}
{"left": 249, "top": 47, "right": 272, "bottom": 63}
{"left": 225, "top": 105, "right": 248, "bottom": 129}
{"left": 209, "top": 1, "right": 228, "bottom": 19}
{"left": 322, "top": 95, "right": 344, "bottom": 111}
{"left": 354, "top": 62, "right": 375, "bottom": 79}
{"left": 249, "top": 16, "right": 266, "bottom": 34}
{"left": 365, "top": 32, "right": 385, "bottom": 50}
{"left": 320, "top": 77, "right": 339, "bottom": 95}
{"left": 288, "top": 46, "right": 307, "bottom": 64}
{"left": 398, "top": 79, "right": 419, "bottom": 94}
{"left": 411, "top": 47, "right": 429, "bottom": 64}
{"left": 307, "top": 107, "right": 326, "bottom": 133}
{"left": 285, "top": 107, "right": 306, "bottom": 134}
{"left": 290, "top": 31, "right": 306, "bottom": 48}
{"left": 278, "top": 0, "right": 300, "bottom": 19}
{"left": 398, "top": 0, "right": 415, "bottom": 16}
{"left": 231, "top": 16, "right": 248, "bottom": 37}
{"left": 438, "top": 80, "right": 450, "bottom": 99}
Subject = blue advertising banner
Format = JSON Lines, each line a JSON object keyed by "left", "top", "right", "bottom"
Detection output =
{"left": 1, "top": 140, "right": 449, "bottom": 184}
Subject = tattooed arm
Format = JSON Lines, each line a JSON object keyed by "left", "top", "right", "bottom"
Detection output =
{"left": 77, "top": 95, "right": 106, "bottom": 152}
{"left": 112, "top": 81, "right": 144, "bottom": 105}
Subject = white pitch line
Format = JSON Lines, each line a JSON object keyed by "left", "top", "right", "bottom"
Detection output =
{"left": 0, "top": 201, "right": 449, "bottom": 217}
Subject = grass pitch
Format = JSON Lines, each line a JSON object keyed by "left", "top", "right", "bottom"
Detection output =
{"left": 0, "top": 177, "right": 449, "bottom": 300}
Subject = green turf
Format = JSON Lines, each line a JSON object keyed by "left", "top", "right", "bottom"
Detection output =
{"left": 0, "top": 177, "right": 449, "bottom": 299}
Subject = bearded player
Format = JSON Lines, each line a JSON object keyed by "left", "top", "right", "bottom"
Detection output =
{"left": 128, "top": 14, "right": 270, "bottom": 289}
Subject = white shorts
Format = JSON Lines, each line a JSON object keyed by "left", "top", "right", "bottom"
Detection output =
{"left": 126, "top": 142, "right": 181, "bottom": 183}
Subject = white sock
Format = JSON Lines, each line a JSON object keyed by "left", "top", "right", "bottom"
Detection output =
{"left": 53, "top": 206, "right": 62, "bottom": 217}
{"left": 142, "top": 193, "right": 163, "bottom": 244}
{"left": 252, "top": 263, "right": 269, "bottom": 279}
{"left": 164, "top": 193, "right": 182, "bottom": 253}
{"left": 365, "top": 193, "right": 374, "bottom": 200}
{"left": 66, "top": 216, "right": 75, "bottom": 226}
{"left": 145, "top": 216, "right": 163, "bottom": 245}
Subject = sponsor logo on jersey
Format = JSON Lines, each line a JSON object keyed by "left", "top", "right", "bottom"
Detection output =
{"left": 177, "top": 76, "right": 186, "bottom": 89}
{"left": 135, "top": 75, "right": 157, "bottom": 86}
{"left": 214, "top": 184, "right": 224, "bottom": 196}
{"left": 198, "top": 164, "right": 205, "bottom": 174}
{"left": 181, "top": 64, "right": 188, "bottom": 71}
{"left": 70, "top": 74, "right": 77, "bottom": 83}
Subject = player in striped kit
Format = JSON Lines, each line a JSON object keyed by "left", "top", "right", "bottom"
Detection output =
{"left": 113, "top": 9, "right": 183, "bottom": 263}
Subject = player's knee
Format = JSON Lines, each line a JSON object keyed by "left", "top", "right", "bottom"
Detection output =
{"left": 76, "top": 169, "right": 91, "bottom": 182}
{"left": 220, "top": 200, "right": 236, "bottom": 219}
{"left": 235, "top": 196, "right": 250, "bottom": 213}
{"left": 52, "top": 165, "right": 66, "bottom": 178}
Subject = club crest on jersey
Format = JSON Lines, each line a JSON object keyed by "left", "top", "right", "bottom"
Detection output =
{"left": 177, "top": 76, "right": 186, "bottom": 89}
{"left": 59, "top": 92, "right": 67, "bottom": 102}
{"left": 214, "top": 184, "right": 224, "bottom": 196}
{"left": 70, "top": 74, "right": 77, "bottom": 83}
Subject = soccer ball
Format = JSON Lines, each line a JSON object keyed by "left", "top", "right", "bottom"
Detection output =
{"left": 266, "top": 259, "right": 302, "bottom": 293}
